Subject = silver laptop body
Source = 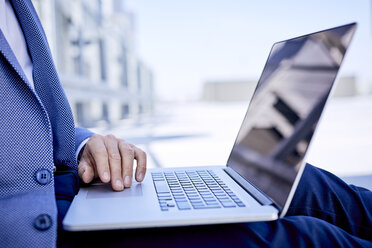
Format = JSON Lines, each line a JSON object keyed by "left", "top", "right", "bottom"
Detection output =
{"left": 63, "top": 23, "right": 356, "bottom": 231}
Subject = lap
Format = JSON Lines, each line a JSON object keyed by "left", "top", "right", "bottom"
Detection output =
{"left": 59, "top": 216, "right": 372, "bottom": 248}
{"left": 287, "top": 164, "right": 372, "bottom": 240}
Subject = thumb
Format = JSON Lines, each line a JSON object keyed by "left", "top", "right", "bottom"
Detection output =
{"left": 78, "top": 159, "right": 95, "bottom": 184}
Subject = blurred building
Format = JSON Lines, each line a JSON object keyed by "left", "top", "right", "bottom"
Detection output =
{"left": 202, "top": 76, "right": 359, "bottom": 102}
{"left": 332, "top": 76, "right": 358, "bottom": 97}
{"left": 31, "top": 0, "right": 154, "bottom": 127}
{"left": 202, "top": 80, "right": 256, "bottom": 102}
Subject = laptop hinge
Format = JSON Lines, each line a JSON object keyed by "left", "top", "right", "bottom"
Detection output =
{"left": 224, "top": 167, "right": 275, "bottom": 207}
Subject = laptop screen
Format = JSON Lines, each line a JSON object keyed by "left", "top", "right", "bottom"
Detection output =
{"left": 227, "top": 23, "right": 356, "bottom": 208}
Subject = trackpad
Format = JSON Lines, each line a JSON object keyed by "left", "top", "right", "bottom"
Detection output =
{"left": 86, "top": 183, "right": 143, "bottom": 199}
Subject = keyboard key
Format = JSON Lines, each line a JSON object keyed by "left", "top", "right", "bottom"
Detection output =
{"left": 154, "top": 180, "right": 170, "bottom": 193}
{"left": 187, "top": 195, "right": 199, "bottom": 199}
{"left": 202, "top": 194, "right": 214, "bottom": 198}
{"left": 216, "top": 196, "right": 230, "bottom": 201}
{"left": 185, "top": 191, "right": 197, "bottom": 195}
{"left": 193, "top": 206, "right": 210, "bottom": 210}
{"left": 169, "top": 185, "right": 182, "bottom": 191}
{"left": 213, "top": 191, "right": 225, "bottom": 196}
{"left": 191, "top": 204, "right": 206, "bottom": 209}
{"left": 209, "top": 188, "right": 221, "bottom": 191}
{"left": 203, "top": 198, "right": 216, "bottom": 202}
{"left": 184, "top": 188, "right": 196, "bottom": 191}
{"left": 157, "top": 193, "right": 171, "bottom": 197}
{"left": 205, "top": 205, "right": 220, "bottom": 209}
{"left": 214, "top": 192, "right": 227, "bottom": 196}
{"left": 169, "top": 186, "right": 180, "bottom": 190}
{"left": 186, "top": 193, "right": 199, "bottom": 196}
{"left": 172, "top": 192, "right": 184, "bottom": 196}
{"left": 173, "top": 193, "right": 186, "bottom": 197}
{"left": 194, "top": 181, "right": 204, "bottom": 184}
{"left": 174, "top": 196, "right": 187, "bottom": 200}
{"left": 170, "top": 187, "right": 181, "bottom": 191}
{"left": 183, "top": 187, "right": 194, "bottom": 191}
{"left": 204, "top": 180, "right": 215, "bottom": 183}
{"left": 221, "top": 201, "right": 236, "bottom": 208}
{"left": 190, "top": 201, "right": 203, "bottom": 205}
{"left": 171, "top": 188, "right": 182, "bottom": 191}
{"left": 173, "top": 193, "right": 185, "bottom": 197}
{"left": 217, "top": 197, "right": 231, "bottom": 202}
{"left": 152, "top": 173, "right": 163, "bottom": 176}
{"left": 158, "top": 196, "right": 172, "bottom": 200}
{"left": 197, "top": 187, "right": 208, "bottom": 191}
{"left": 177, "top": 201, "right": 191, "bottom": 210}
{"left": 171, "top": 191, "right": 183, "bottom": 194}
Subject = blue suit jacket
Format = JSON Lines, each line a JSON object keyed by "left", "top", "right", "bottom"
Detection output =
{"left": 0, "top": 0, "right": 93, "bottom": 247}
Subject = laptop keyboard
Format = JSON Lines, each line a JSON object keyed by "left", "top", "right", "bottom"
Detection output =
{"left": 151, "top": 170, "right": 246, "bottom": 211}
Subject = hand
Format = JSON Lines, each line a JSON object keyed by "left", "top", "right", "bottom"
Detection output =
{"left": 77, "top": 134, "right": 147, "bottom": 191}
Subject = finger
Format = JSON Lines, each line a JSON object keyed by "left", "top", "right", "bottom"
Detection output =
{"left": 88, "top": 135, "right": 111, "bottom": 184}
{"left": 78, "top": 160, "right": 95, "bottom": 183}
{"left": 134, "top": 147, "right": 147, "bottom": 182}
{"left": 104, "top": 135, "right": 124, "bottom": 191}
{"left": 119, "top": 141, "right": 135, "bottom": 188}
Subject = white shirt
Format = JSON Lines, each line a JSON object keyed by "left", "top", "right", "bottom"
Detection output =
{"left": 0, "top": 0, "right": 89, "bottom": 160}
{"left": 0, "top": 0, "right": 34, "bottom": 88}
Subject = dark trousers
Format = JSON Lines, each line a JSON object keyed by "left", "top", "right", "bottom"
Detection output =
{"left": 58, "top": 164, "right": 372, "bottom": 247}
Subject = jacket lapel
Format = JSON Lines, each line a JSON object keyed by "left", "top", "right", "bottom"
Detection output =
{"left": 0, "top": 29, "right": 35, "bottom": 93}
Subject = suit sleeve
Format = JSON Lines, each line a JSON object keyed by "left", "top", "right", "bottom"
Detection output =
{"left": 75, "top": 127, "right": 94, "bottom": 158}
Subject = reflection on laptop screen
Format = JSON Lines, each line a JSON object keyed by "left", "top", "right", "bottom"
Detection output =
{"left": 227, "top": 24, "right": 356, "bottom": 208}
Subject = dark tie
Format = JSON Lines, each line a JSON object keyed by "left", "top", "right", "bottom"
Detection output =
{"left": 11, "top": 0, "right": 78, "bottom": 169}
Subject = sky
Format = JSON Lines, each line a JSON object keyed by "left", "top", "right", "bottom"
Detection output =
{"left": 126, "top": 0, "right": 372, "bottom": 101}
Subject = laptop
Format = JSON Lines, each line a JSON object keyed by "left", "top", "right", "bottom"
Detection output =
{"left": 63, "top": 23, "right": 357, "bottom": 231}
